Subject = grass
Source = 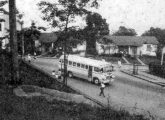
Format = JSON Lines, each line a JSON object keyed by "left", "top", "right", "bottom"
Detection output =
{"left": 0, "top": 86, "right": 151, "bottom": 120}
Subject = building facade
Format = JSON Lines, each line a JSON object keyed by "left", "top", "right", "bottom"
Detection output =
{"left": 97, "top": 36, "right": 158, "bottom": 56}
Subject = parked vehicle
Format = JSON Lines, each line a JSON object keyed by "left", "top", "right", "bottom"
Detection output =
{"left": 58, "top": 55, "right": 115, "bottom": 85}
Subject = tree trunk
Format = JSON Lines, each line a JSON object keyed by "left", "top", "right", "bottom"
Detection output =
{"left": 9, "top": 0, "right": 19, "bottom": 84}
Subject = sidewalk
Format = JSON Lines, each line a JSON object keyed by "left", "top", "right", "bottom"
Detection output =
{"left": 120, "top": 64, "right": 165, "bottom": 87}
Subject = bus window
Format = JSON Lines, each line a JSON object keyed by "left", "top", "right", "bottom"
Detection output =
{"left": 77, "top": 63, "right": 80, "bottom": 67}
{"left": 73, "top": 62, "right": 76, "bottom": 66}
{"left": 69, "top": 61, "right": 72, "bottom": 65}
{"left": 94, "top": 67, "right": 100, "bottom": 72}
{"left": 85, "top": 65, "right": 88, "bottom": 69}
{"left": 81, "top": 64, "right": 85, "bottom": 69}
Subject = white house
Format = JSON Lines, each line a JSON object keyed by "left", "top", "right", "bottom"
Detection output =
{"left": 97, "top": 36, "right": 159, "bottom": 56}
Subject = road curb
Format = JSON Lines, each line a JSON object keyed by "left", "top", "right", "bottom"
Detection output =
{"left": 121, "top": 70, "right": 165, "bottom": 87}
{"left": 22, "top": 60, "right": 105, "bottom": 108}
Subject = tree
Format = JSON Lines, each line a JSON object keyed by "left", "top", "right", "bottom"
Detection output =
{"left": 19, "top": 22, "right": 46, "bottom": 55}
{"left": 142, "top": 27, "right": 165, "bottom": 58}
{"left": 113, "top": 26, "right": 137, "bottom": 36}
{"left": 83, "top": 12, "right": 109, "bottom": 55}
{"left": 9, "top": 0, "right": 19, "bottom": 84}
{"left": 38, "top": 0, "right": 101, "bottom": 85}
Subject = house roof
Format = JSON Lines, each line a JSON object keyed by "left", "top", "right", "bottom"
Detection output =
{"left": 39, "top": 33, "right": 58, "bottom": 43}
{"left": 98, "top": 36, "right": 159, "bottom": 46}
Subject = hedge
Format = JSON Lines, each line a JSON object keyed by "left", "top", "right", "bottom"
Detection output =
{"left": 149, "top": 62, "right": 165, "bottom": 78}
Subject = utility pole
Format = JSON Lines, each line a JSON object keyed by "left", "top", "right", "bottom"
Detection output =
{"left": 21, "top": 22, "right": 24, "bottom": 56}
{"left": 63, "top": 14, "right": 69, "bottom": 85}
{"left": 9, "top": 0, "right": 19, "bottom": 84}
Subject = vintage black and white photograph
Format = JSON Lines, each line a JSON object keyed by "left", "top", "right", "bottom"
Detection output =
{"left": 0, "top": 0, "right": 165, "bottom": 119}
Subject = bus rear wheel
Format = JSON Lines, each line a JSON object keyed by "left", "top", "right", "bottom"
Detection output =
{"left": 68, "top": 72, "right": 73, "bottom": 78}
{"left": 94, "top": 78, "right": 99, "bottom": 85}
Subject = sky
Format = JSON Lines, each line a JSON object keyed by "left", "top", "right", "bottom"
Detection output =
{"left": 12, "top": 0, "right": 165, "bottom": 35}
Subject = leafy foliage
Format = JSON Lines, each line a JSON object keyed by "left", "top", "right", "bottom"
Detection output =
{"left": 38, "top": 0, "right": 101, "bottom": 30}
{"left": 17, "top": 22, "right": 46, "bottom": 55}
{"left": 113, "top": 26, "right": 137, "bottom": 36}
{"left": 149, "top": 62, "right": 165, "bottom": 78}
{"left": 0, "top": 1, "right": 8, "bottom": 49}
{"left": 38, "top": 0, "right": 103, "bottom": 55}
{"left": 0, "top": 1, "right": 7, "bottom": 7}
{"left": 83, "top": 12, "right": 109, "bottom": 54}
{"left": 142, "top": 27, "right": 165, "bottom": 46}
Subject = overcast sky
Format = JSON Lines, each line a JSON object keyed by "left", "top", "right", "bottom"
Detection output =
{"left": 14, "top": 0, "right": 165, "bottom": 35}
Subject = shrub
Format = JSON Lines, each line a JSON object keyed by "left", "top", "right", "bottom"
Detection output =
{"left": 112, "top": 53, "right": 123, "bottom": 57}
{"left": 149, "top": 62, "right": 165, "bottom": 78}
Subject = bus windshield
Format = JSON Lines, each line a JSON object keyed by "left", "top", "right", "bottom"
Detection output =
{"left": 102, "top": 66, "right": 113, "bottom": 73}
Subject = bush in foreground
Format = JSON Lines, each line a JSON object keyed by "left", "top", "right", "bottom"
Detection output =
{"left": 149, "top": 62, "right": 165, "bottom": 78}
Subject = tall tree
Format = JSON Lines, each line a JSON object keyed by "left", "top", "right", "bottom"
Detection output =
{"left": 19, "top": 22, "right": 46, "bottom": 55}
{"left": 38, "top": 0, "right": 101, "bottom": 85}
{"left": 83, "top": 12, "right": 109, "bottom": 55}
{"left": 113, "top": 26, "right": 137, "bottom": 36}
{"left": 9, "top": 0, "right": 19, "bottom": 84}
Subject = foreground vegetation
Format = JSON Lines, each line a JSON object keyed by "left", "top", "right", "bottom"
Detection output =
{"left": 0, "top": 52, "right": 151, "bottom": 120}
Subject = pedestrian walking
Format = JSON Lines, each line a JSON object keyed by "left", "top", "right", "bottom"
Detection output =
{"left": 99, "top": 82, "right": 105, "bottom": 97}
{"left": 27, "top": 54, "right": 31, "bottom": 63}
{"left": 33, "top": 52, "right": 37, "bottom": 59}
{"left": 118, "top": 59, "right": 122, "bottom": 68}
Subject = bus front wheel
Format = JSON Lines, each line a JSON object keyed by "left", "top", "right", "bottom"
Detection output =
{"left": 68, "top": 72, "right": 73, "bottom": 78}
{"left": 94, "top": 78, "right": 99, "bottom": 85}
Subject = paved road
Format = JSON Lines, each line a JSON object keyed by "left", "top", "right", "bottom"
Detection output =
{"left": 30, "top": 57, "right": 165, "bottom": 119}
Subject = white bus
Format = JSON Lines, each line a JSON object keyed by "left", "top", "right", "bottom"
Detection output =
{"left": 58, "top": 55, "right": 115, "bottom": 85}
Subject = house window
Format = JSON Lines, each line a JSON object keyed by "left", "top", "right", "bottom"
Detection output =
{"left": 147, "top": 44, "right": 152, "bottom": 51}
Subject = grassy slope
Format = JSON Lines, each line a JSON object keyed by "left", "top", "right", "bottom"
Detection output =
{"left": 0, "top": 86, "right": 149, "bottom": 120}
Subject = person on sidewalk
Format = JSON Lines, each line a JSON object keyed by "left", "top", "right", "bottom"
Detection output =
{"left": 118, "top": 59, "right": 122, "bottom": 68}
{"left": 99, "top": 82, "right": 105, "bottom": 97}
{"left": 27, "top": 54, "right": 32, "bottom": 63}
{"left": 33, "top": 52, "right": 37, "bottom": 59}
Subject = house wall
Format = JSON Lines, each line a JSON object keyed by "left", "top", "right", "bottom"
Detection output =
{"left": 72, "top": 41, "right": 86, "bottom": 56}
{"left": 128, "top": 44, "right": 157, "bottom": 56}
{"left": 140, "top": 44, "right": 157, "bottom": 56}
{"left": 96, "top": 42, "right": 118, "bottom": 55}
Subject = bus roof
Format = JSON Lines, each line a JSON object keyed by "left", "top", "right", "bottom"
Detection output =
{"left": 60, "top": 55, "right": 112, "bottom": 68}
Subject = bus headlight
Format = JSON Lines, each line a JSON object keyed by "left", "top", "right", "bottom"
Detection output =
{"left": 111, "top": 75, "right": 115, "bottom": 78}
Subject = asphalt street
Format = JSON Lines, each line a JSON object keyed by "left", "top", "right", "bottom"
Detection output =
{"left": 29, "top": 57, "right": 165, "bottom": 119}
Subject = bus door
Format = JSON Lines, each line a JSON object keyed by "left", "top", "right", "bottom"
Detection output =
{"left": 88, "top": 66, "right": 92, "bottom": 81}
